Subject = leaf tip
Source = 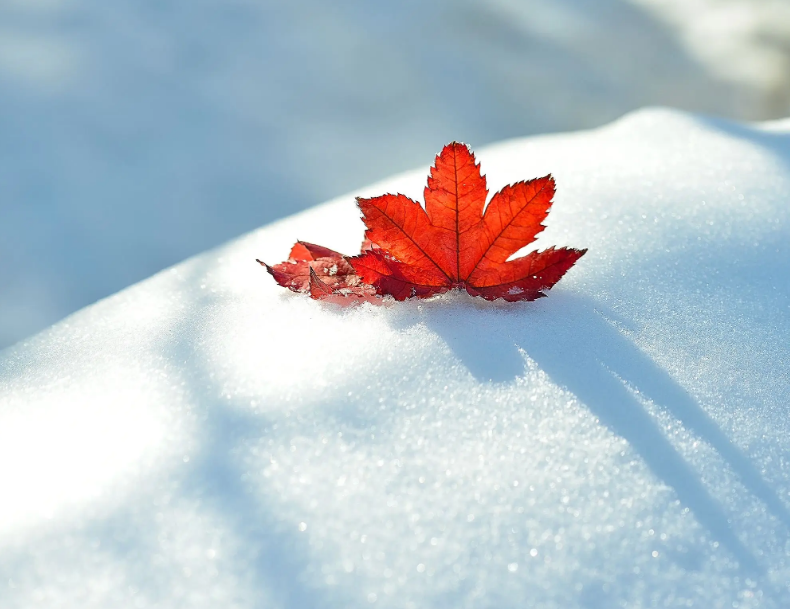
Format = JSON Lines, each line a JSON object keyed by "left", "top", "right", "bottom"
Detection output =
{"left": 308, "top": 267, "right": 332, "bottom": 299}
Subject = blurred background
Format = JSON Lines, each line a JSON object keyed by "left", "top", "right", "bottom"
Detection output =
{"left": 1, "top": 0, "right": 789, "bottom": 350}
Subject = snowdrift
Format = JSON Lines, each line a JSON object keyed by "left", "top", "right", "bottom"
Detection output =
{"left": 1, "top": 109, "right": 789, "bottom": 608}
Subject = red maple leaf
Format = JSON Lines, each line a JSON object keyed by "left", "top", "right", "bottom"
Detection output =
{"left": 257, "top": 241, "right": 379, "bottom": 302}
{"left": 349, "top": 142, "right": 586, "bottom": 301}
{"left": 260, "top": 142, "right": 585, "bottom": 302}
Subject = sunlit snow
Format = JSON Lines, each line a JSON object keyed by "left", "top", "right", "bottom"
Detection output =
{"left": 1, "top": 109, "right": 789, "bottom": 608}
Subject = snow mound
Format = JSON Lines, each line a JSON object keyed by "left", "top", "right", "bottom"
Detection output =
{"left": 1, "top": 108, "right": 790, "bottom": 607}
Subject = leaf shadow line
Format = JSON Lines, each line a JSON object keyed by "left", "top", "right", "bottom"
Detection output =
{"left": 422, "top": 292, "right": 790, "bottom": 579}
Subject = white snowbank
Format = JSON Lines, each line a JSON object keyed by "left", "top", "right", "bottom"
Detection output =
{"left": 1, "top": 108, "right": 789, "bottom": 607}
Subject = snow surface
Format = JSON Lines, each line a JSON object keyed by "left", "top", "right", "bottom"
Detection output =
{"left": 3, "top": 0, "right": 790, "bottom": 349}
{"left": 1, "top": 108, "right": 790, "bottom": 607}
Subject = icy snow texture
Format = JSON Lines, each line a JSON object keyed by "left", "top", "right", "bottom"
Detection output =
{"left": 1, "top": 109, "right": 790, "bottom": 607}
{"left": 2, "top": 0, "right": 790, "bottom": 348}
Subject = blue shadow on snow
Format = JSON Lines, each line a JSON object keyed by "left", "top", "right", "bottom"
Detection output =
{"left": 428, "top": 293, "right": 790, "bottom": 578}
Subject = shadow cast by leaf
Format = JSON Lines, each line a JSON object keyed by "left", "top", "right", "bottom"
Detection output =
{"left": 422, "top": 291, "right": 790, "bottom": 581}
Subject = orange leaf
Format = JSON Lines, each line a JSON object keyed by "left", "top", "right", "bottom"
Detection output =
{"left": 350, "top": 142, "right": 586, "bottom": 300}
{"left": 260, "top": 142, "right": 585, "bottom": 302}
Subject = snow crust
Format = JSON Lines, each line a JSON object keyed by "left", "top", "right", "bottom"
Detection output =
{"left": 1, "top": 108, "right": 790, "bottom": 607}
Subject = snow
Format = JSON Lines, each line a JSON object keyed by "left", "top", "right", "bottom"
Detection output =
{"left": 3, "top": 0, "right": 790, "bottom": 349}
{"left": 1, "top": 108, "right": 789, "bottom": 607}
